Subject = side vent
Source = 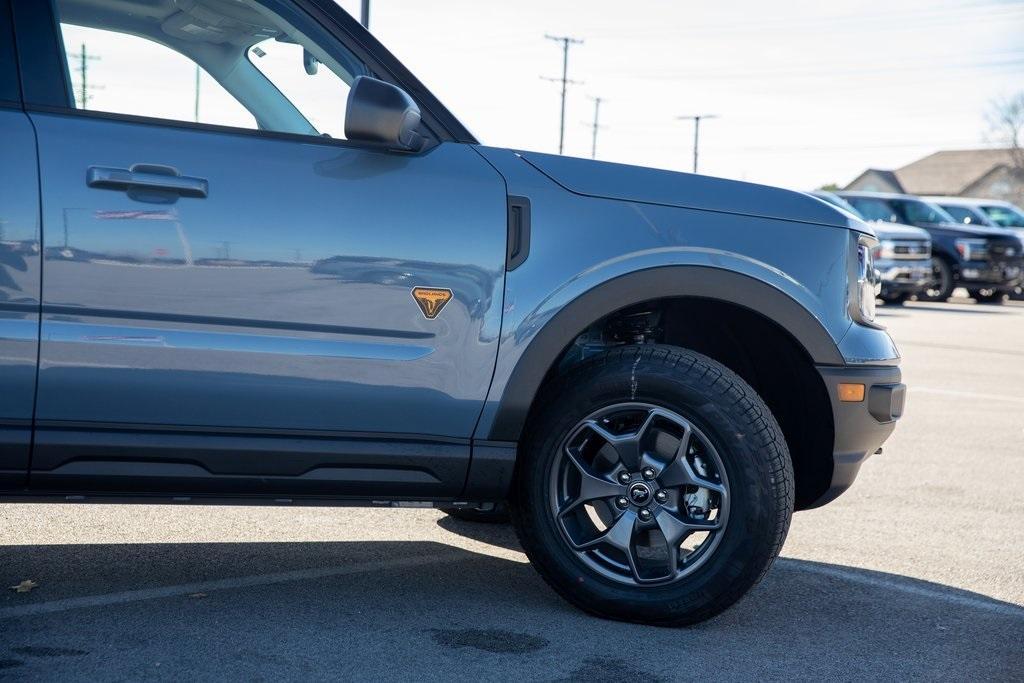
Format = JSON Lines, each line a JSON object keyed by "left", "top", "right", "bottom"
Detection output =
{"left": 506, "top": 195, "right": 531, "bottom": 271}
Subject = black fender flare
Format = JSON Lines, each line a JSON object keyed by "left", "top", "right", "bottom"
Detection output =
{"left": 486, "top": 265, "right": 845, "bottom": 441}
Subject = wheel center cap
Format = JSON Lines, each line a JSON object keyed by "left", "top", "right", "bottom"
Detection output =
{"left": 628, "top": 482, "right": 652, "bottom": 505}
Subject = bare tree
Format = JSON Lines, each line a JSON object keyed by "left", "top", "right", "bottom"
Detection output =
{"left": 986, "top": 93, "right": 1024, "bottom": 171}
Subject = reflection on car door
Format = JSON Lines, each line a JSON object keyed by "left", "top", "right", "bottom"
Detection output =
{"left": 0, "top": 108, "right": 41, "bottom": 490}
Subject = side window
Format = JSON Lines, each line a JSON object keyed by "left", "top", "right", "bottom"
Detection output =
{"left": 51, "top": 0, "right": 371, "bottom": 139}
{"left": 247, "top": 37, "right": 358, "bottom": 139}
{"left": 58, "top": 24, "right": 256, "bottom": 129}
{"left": 942, "top": 206, "right": 975, "bottom": 224}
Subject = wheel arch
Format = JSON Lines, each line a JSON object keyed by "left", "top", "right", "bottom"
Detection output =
{"left": 486, "top": 265, "right": 844, "bottom": 444}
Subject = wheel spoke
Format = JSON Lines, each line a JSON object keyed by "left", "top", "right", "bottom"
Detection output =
{"left": 658, "top": 437, "right": 726, "bottom": 497}
{"left": 681, "top": 515, "right": 723, "bottom": 532}
{"left": 649, "top": 516, "right": 682, "bottom": 582}
{"left": 584, "top": 409, "right": 656, "bottom": 471}
{"left": 655, "top": 506, "right": 721, "bottom": 545}
{"left": 577, "top": 509, "right": 637, "bottom": 553}
{"left": 560, "top": 446, "right": 623, "bottom": 514}
{"left": 654, "top": 507, "right": 691, "bottom": 547}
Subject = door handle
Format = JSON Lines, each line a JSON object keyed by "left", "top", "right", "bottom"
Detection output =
{"left": 86, "top": 164, "right": 208, "bottom": 198}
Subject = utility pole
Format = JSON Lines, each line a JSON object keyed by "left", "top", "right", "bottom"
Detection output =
{"left": 676, "top": 114, "right": 718, "bottom": 173}
{"left": 586, "top": 96, "right": 605, "bottom": 159}
{"left": 69, "top": 43, "right": 100, "bottom": 109}
{"left": 194, "top": 65, "right": 201, "bottom": 122}
{"left": 542, "top": 34, "right": 583, "bottom": 155}
{"left": 361, "top": 0, "right": 370, "bottom": 28}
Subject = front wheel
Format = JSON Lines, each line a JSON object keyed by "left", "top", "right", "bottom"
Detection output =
{"left": 970, "top": 289, "right": 1006, "bottom": 305}
{"left": 880, "top": 292, "right": 909, "bottom": 306}
{"left": 919, "top": 257, "right": 954, "bottom": 302}
{"left": 511, "top": 345, "right": 793, "bottom": 626}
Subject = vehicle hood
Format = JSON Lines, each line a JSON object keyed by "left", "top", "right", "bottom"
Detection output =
{"left": 518, "top": 152, "right": 866, "bottom": 232}
{"left": 870, "top": 221, "right": 930, "bottom": 240}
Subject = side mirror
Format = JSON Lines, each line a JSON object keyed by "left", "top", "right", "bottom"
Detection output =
{"left": 344, "top": 76, "right": 423, "bottom": 151}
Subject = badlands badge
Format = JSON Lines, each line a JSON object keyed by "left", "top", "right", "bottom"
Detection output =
{"left": 411, "top": 287, "right": 453, "bottom": 319}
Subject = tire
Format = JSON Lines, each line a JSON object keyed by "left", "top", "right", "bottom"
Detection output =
{"left": 971, "top": 289, "right": 1005, "bottom": 305}
{"left": 510, "top": 344, "right": 793, "bottom": 626}
{"left": 880, "top": 293, "right": 908, "bottom": 306}
{"left": 919, "top": 257, "right": 954, "bottom": 302}
{"left": 439, "top": 503, "right": 510, "bottom": 523}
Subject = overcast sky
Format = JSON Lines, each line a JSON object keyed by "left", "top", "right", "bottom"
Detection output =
{"left": 335, "top": 0, "right": 1023, "bottom": 190}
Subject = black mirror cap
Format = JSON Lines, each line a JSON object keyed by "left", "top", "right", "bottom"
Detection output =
{"left": 345, "top": 76, "right": 424, "bottom": 151}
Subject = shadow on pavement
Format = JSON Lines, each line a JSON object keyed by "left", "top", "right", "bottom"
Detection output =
{"left": 0, "top": 535, "right": 1021, "bottom": 681}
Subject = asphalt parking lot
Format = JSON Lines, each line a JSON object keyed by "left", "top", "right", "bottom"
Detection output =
{"left": 1, "top": 298, "right": 1023, "bottom": 681}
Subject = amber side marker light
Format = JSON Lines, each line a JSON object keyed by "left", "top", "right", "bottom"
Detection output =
{"left": 838, "top": 383, "right": 866, "bottom": 402}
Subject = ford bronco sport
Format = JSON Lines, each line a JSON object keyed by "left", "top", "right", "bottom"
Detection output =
{"left": 0, "top": 0, "right": 905, "bottom": 625}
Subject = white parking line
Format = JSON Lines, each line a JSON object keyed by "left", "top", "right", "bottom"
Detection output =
{"left": 0, "top": 553, "right": 457, "bottom": 620}
{"left": 913, "top": 387, "right": 1024, "bottom": 405}
{"left": 778, "top": 559, "right": 1024, "bottom": 618}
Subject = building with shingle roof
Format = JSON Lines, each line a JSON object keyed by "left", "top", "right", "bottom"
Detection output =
{"left": 845, "top": 148, "right": 1023, "bottom": 205}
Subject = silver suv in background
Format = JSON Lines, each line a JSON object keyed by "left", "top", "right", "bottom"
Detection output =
{"left": 811, "top": 191, "right": 931, "bottom": 305}
{"left": 928, "top": 196, "right": 1024, "bottom": 300}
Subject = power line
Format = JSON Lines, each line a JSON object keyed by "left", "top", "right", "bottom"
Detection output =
{"left": 677, "top": 114, "right": 718, "bottom": 173}
{"left": 541, "top": 34, "right": 583, "bottom": 155}
{"left": 636, "top": 53, "right": 1024, "bottom": 82}
{"left": 588, "top": 3, "right": 1024, "bottom": 40}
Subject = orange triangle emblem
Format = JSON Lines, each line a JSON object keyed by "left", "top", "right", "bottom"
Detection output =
{"left": 411, "top": 287, "right": 453, "bottom": 319}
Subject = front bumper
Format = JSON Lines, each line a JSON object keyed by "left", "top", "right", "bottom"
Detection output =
{"left": 956, "top": 260, "right": 1022, "bottom": 287}
{"left": 881, "top": 281, "right": 926, "bottom": 297}
{"left": 809, "top": 364, "right": 905, "bottom": 508}
{"left": 877, "top": 260, "right": 931, "bottom": 285}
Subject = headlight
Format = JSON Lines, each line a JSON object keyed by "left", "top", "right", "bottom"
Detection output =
{"left": 875, "top": 240, "right": 898, "bottom": 260}
{"left": 854, "top": 240, "right": 879, "bottom": 324}
{"left": 955, "top": 238, "right": 988, "bottom": 261}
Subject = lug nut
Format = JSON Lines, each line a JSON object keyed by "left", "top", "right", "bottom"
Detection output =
{"left": 615, "top": 496, "right": 629, "bottom": 510}
{"left": 638, "top": 507, "right": 652, "bottom": 521}
{"left": 617, "top": 471, "right": 632, "bottom": 484}
{"left": 642, "top": 467, "right": 656, "bottom": 480}
{"left": 655, "top": 490, "right": 668, "bottom": 504}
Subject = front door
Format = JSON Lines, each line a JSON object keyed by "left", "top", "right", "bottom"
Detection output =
{"left": 18, "top": 0, "right": 507, "bottom": 496}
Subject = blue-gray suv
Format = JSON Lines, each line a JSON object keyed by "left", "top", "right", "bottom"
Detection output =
{"left": 0, "top": 0, "right": 905, "bottom": 625}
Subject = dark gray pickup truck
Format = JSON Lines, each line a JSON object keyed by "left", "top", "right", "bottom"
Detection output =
{"left": 0, "top": 0, "right": 905, "bottom": 625}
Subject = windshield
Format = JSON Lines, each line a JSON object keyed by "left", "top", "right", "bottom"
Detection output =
{"left": 981, "top": 204, "right": 1024, "bottom": 228}
{"left": 895, "top": 199, "right": 957, "bottom": 225}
